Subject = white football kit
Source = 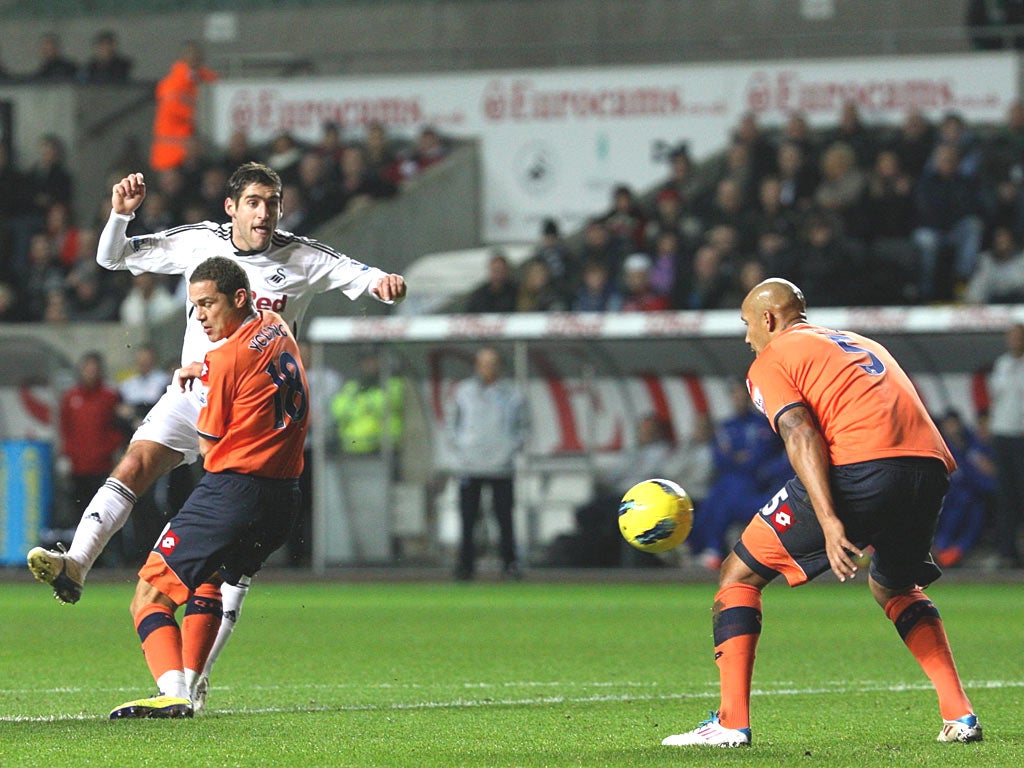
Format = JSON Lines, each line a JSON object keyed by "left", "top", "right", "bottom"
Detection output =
{"left": 98, "top": 211, "right": 389, "bottom": 464}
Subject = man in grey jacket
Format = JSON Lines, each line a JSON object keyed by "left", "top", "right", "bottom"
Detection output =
{"left": 447, "top": 346, "right": 529, "bottom": 580}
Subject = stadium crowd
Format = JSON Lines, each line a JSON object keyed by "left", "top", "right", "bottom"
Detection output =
{"left": 466, "top": 101, "right": 1024, "bottom": 316}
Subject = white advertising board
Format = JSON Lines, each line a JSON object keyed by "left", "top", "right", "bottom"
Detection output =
{"left": 209, "top": 53, "right": 1018, "bottom": 243}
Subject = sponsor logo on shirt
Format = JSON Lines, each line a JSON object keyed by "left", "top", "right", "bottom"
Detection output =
{"left": 129, "top": 236, "right": 155, "bottom": 252}
{"left": 252, "top": 292, "right": 289, "bottom": 312}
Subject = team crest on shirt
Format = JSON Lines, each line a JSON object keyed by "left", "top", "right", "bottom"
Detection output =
{"left": 200, "top": 360, "right": 209, "bottom": 383}
{"left": 158, "top": 529, "right": 180, "bottom": 555}
{"left": 747, "top": 379, "right": 766, "bottom": 416}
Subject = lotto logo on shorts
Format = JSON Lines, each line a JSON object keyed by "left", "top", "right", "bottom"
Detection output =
{"left": 158, "top": 530, "right": 180, "bottom": 555}
{"left": 759, "top": 488, "right": 794, "bottom": 533}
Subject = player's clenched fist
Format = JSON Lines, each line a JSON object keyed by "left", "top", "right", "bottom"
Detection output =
{"left": 373, "top": 273, "right": 407, "bottom": 303}
{"left": 112, "top": 172, "right": 147, "bottom": 216}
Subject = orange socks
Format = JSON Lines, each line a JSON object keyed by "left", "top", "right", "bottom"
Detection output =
{"left": 182, "top": 583, "right": 224, "bottom": 678}
{"left": 712, "top": 583, "right": 763, "bottom": 730}
{"left": 135, "top": 602, "right": 182, "bottom": 685}
{"left": 884, "top": 589, "right": 973, "bottom": 721}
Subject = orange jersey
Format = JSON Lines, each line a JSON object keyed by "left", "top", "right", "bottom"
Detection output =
{"left": 746, "top": 323, "right": 955, "bottom": 472}
{"left": 197, "top": 310, "right": 309, "bottom": 478}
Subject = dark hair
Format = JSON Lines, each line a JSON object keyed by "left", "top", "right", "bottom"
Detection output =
{"left": 190, "top": 256, "right": 252, "bottom": 306}
{"left": 226, "top": 162, "right": 282, "bottom": 202}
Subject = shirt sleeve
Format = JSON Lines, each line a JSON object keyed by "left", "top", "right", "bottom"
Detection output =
{"left": 96, "top": 210, "right": 198, "bottom": 276}
{"left": 747, "top": 354, "right": 804, "bottom": 433}
{"left": 299, "top": 237, "right": 392, "bottom": 302}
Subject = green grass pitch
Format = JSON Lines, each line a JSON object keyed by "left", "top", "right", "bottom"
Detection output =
{"left": 1, "top": 578, "right": 1021, "bottom": 767}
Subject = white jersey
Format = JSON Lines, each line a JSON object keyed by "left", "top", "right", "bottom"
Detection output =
{"left": 97, "top": 212, "right": 388, "bottom": 366}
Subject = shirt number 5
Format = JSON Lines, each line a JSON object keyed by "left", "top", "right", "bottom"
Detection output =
{"left": 827, "top": 333, "right": 886, "bottom": 375}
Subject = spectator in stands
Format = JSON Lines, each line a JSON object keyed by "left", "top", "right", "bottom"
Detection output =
{"left": 814, "top": 141, "right": 868, "bottom": 238}
{"left": 265, "top": 132, "right": 304, "bottom": 185}
{"left": 677, "top": 243, "right": 730, "bottom": 310}
{"left": 339, "top": 144, "right": 396, "bottom": 209}
{"left": 397, "top": 125, "right": 448, "bottom": 182}
{"left": 731, "top": 111, "right": 775, "bottom": 190}
{"left": 516, "top": 257, "right": 567, "bottom": 312}
{"left": 891, "top": 108, "right": 936, "bottom": 178}
{"left": 935, "top": 111, "right": 982, "bottom": 178}
{"left": 27, "top": 134, "right": 73, "bottom": 217}
{"left": 118, "top": 272, "right": 179, "bottom": 327}
{"left": 619, "top": 252, "right": 670, "bottom": 312}
{"left": 221, "top": 128, "right": 256, "bottom": 174}
{"left": 31, "top": 32, "right": 78, "bottom": 82}
{"left": 446, "top": 346, "right": 528, "bottom": 581}
{"left": 988, "top": 323, "right": 1024, "bottom": 569}
{"left": 826, "top": 100, "right": 878, "bottom": 168}
{"left": 660, "top": 144, "right": 704, "bottom": 220}
{"left": 278, "top": 183, "right": 310, "bottom": 235}
{"left": 744, "top": 176, "right": 797, "bottom": 254}
{"left": 645, "top": 188, "right": 688, "bottom": 252}
{"left": 577, "top": 218, "right": 620, "bottom": 280}
{"left": 778, "top": 209, "right": 867, "bottom": 306}
{"left": 154, "top": 167, "right": 188, "bottom": 223}
{"left": 365, "top": 121, "right": 399, "bottom": 184}
{"left": 702, "top": 178, "right": 751, "bottom": 241}
{"left": 912, "top": 143, "right": 985, "bottom": 302}
{"left": 966, "top": 225, "right": 1024, "bottom": 303}
{"left": 150, "top": 40, "right": 218, "bottom": 172}
{"left": 572, "top": 258, "right": 622, "bottom": 312}
{"left": 42, "top": 288, "right": 69, "bottom": 323}
{"left": 0, "top": 281, "right": 22, "bottom": 321}
{"left": 933, "top": 409, "right": 996, "bottom": 568}
{"left": 21, "top": 232, "right": 65, "bottom": 321}
{"left": 863, "top": 149, "right": 915, "bottom": 241}
{"left": 314, "top": 121, "right": 346, "bottom": 177}
{"left": 600, "top": 184, "right": 647, "bottom": 255}
{"left": 648, "top": 229, "right": 683, "bottom": 302}
{"left": 0, "top": 142, "right": 32, "bottom": 280}
{"left": 82, "top": 29, "right": 132, "bottom": 84}
{"left": 780, "top": 110, "right": 818, "bottom": 166}
{"left": 197, "top": 165, "right": 230, "bottom": 223}
{"left": 466, "top": 250, "right": 518, "bottom": 314}
{"left": 44, "top": 201, "right": 81, "bottom": 269}
{"left": 775, "top": 140, "right": 818, "bottom": 214}
{"left": 295, "top": 152, "right": 342, "bottom": 231}
{"left": 67, "top": 269, "right": 120, "bottom": 322}
{"left": 709, "top": 140, "right": 754, "bottom": 210}
{"left": 688, "top": 378, "right": 786, "bottom": 571}
{"left": 532, "top": 218, "right": 577, "bottom": 298}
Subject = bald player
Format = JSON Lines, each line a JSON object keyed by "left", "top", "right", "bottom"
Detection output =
{"left": 662, "top": 278, "right": 982, "bottom": 748}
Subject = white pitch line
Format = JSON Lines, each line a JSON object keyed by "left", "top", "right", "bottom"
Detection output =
{"left": 1, "top": 679, "right": 1021, "bottom": 724}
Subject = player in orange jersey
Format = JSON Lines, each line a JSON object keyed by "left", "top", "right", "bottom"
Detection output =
{"left": 662, "top": 278, "right": 981, "bottom": 747}
{"left": 109, "top": 256, "right": 308, "bottom": 719}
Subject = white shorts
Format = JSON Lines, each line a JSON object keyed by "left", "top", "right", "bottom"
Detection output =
{"left": 131, "top": 384, "right": 205, "bottom": 466}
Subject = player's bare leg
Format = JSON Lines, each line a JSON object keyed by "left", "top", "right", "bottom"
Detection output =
{"left": 27, "top": 440, "right": 184, "bottom": 603}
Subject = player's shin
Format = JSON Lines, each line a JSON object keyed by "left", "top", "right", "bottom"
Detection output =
{"left": 884, "top": 590, "right": 973, "bottom": 721}
{"left": 712, "top": 583, "right": 763, "bottom": 730}
{"left": 198, "top": 576, "right": 251, "bottom": 685}
{"left": 66, "top": 478, "right": 138, "bottom": 576}
{"left": 135, "top": 602, "right": 188, "bottom": 700}
{"left": 182, "top": 582, "right": 223, "bottom": 693}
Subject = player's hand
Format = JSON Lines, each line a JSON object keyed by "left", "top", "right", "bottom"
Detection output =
{"left": 821, "top": 516, "right": 862, "bottom": 583}
{"left": 373, "top": 273, "right": 406, "bottom": 303}
{"left": 173, "top": 362, "right": 204, "bottom": 392}
{"left": 112, "top": 172, "right": 146, "bottom": 216}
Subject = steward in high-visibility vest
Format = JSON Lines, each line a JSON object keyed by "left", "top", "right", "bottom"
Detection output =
{"left": 150, "top": 41, "right": 218, "bottom": 172}
{"left": 330, "top": 357, "right": 404, "bottom": 454}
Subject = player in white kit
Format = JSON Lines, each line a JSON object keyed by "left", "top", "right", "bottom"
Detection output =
{"left": 28, "top": 162, "right": 406, "bottom": 709}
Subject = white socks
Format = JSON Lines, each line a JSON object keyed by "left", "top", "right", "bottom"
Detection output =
{"left": 66, "top": 478, "right": 138, "bottom": 577}
{"left": 157, "top": 669, "right": 189, "bottom": 702}
{"left": 200, "top": 577, "right": 252, "bottom": 681}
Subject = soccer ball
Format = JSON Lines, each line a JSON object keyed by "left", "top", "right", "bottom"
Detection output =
{"left": 618, "top": 478, "right": 694, "bottom": 553}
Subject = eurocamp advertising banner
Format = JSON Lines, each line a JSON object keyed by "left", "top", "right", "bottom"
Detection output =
{"left": 208, "top": 52, "right": 1018, "bottom": 243}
